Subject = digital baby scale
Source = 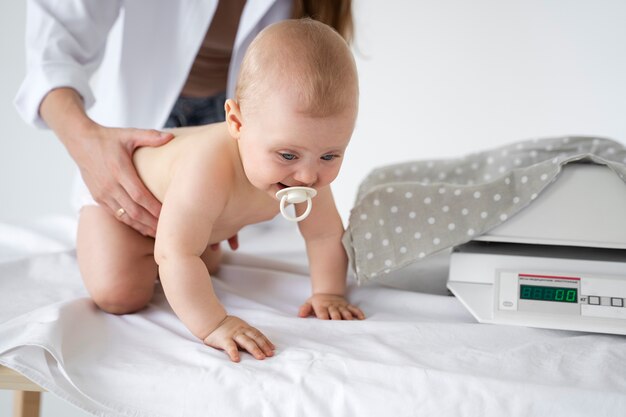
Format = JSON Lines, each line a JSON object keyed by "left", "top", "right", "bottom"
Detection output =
{"left": 447, "top": 163, "right": 626, "bottom": 334}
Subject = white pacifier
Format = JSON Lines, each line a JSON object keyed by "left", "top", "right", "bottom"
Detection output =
{"left": 275, "top": 186, "right": 318, "bottom": 222}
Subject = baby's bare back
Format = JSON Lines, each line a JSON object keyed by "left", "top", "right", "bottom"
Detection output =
{"left": 133, "top": 122, "right": 279, "bottom": 244}
{"left": 133, "top": 124, "right": 212, "bottom": 202}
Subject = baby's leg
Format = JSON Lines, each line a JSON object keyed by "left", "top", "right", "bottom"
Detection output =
{"left": 77, "top": 206, "right": 158, "bottom": 315}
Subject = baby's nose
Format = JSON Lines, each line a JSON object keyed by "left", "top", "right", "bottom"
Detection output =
{"left": 294, "top": 167, "right": 317, "bottom": 187}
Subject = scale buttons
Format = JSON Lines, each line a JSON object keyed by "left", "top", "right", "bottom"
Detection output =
{"left": 611, "top": 298, "right": 624, "bottom": 307}
{"left": 588, "top": 296, "right": 601, "bottom": 305}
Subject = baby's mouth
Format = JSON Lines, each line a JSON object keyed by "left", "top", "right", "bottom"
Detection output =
{"left": 277, "top": 182, "right": 289, "bottom": 190}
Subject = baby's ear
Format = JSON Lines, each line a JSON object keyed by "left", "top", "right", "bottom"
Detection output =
{"left": 224, "top": 99, "right": 242, "bottom": 139}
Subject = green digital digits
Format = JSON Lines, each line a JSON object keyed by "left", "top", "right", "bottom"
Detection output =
{"left": 520, "top": 285, "right": 578, "bottom": 303}
{"left": 566, "top": 289, "right": 577, "bottom": 302}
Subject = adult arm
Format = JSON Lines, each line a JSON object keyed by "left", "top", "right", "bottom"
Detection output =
{"left": 40, "top": 88, "right": 172, "bottom": 236}
{"left": 16, "top": 0, "right": 173, "bottom": 236}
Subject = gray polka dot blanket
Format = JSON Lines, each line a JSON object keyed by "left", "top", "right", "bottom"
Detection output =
{"left": 342, "top": 136, "right": 626, "bottom": 284}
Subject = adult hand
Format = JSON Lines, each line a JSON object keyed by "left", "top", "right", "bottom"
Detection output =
{"left": 40, "top": 87, "right": 174, "bottom": 237}
{"left": 74, "top": 125, "right": 174, "bottom": 237}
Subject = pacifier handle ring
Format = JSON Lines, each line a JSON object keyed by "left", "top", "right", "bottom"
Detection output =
{"left": 280, "top": 195, "right": 313, "bottom": 222}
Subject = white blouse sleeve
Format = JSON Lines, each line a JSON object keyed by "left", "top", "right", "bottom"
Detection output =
{"left": 14, "top": 0, "right": 122, "bottom": 128}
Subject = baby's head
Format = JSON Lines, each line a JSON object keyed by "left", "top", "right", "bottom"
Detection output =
{"left": 235, "top": 18, "right": 358, "bottom": 117}
{"left": 226, "top": 19, "right": 359, "bottom": 198}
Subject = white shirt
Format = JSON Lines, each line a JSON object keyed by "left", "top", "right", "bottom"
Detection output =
{"left": 15, "top": 0, "right": 291, "bottom": 130}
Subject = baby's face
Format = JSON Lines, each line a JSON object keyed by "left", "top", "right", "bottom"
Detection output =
{"left": 237, "top": 91, "right": 356, "bottom": 199}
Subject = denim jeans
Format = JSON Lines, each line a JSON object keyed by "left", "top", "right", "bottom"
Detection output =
{"left": 164, "top": 92, "right": 227, "bottom": 128}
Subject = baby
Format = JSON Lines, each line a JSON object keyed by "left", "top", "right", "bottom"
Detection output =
{"left": 76, "top": 19, "right": 364, "bottom": 362}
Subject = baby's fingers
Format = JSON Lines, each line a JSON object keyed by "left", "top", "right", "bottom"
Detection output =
{"left": 314, "top": 305, "right": 330, "bottom": 320}
{"left": 245, "top": 329, "right": 275, "bottom": 357}
{"left": 339, "top": 307, "right": 354, "bottom": 320}
{"left": 298, "top": 302, "right": 313, "bottom": 318}
{"left": 235, "top": 334, "right": 268, "bottom": 360}
{"left": 348, "top": 305, "right": 366, "bottom": 320}
{"left": 223, "top": 339, "right": 240, "bottom": 363}
{"left": 328, "top": 306, "right": 342, "bottom": 320}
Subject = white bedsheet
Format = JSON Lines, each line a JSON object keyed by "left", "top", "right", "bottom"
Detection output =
{"left": 0, "top": 217, "right": 625, "bottom": 417}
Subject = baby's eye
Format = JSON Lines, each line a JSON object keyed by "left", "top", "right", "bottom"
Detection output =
{"left": 280, "top": 153, "right": 297, "bottom": 161}
{"left": 321, "top": 154, "right": 338, "bottom": 161}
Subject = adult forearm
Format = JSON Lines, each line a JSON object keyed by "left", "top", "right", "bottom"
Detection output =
{"left": 39, "top": 87, "right": 99, "bottom": 148}
{"left": 157, "top": 254, "right": 228, "bottom": 340}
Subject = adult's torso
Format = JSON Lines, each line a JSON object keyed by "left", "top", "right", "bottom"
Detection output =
{"left": 87, "top": 0, "right": 291, "bottom": 130}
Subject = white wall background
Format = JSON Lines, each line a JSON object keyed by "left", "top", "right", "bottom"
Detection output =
{"left": 2, "top": 0, "right": 626, "bottom": 226}
{"left": 1, "top": 2, "right": 76, "bottom": 224}
{"left": 1, "top": 1, "right": 625, "bottom": 416}
{"left": 337, "top": 0, "right": 626, "bottom": 220}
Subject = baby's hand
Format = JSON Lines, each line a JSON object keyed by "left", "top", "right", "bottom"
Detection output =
{"left": 203, "top": 316, "right": 275, "bottom": 362}
{"left": 298, "top": 294, "right": 365, "bottom": 320}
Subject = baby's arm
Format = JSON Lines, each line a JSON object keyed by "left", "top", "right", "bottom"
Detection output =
{"left": 296, "top": 187, "right": 365, "bottom": 320}
{"left": 155, "top": 152, "right": 274, "bottom": 361}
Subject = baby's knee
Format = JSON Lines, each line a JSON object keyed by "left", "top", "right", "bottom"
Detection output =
{"left": 91, "top": 288, "right": 152, "bottom": 315}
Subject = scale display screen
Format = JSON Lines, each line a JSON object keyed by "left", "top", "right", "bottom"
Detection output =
{"left": 519, "top": 284, "right": 577, "bottom": 303}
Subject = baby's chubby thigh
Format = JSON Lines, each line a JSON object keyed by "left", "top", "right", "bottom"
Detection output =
{"left": 77, "top": 205, "right": 158, "bottom": 314}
